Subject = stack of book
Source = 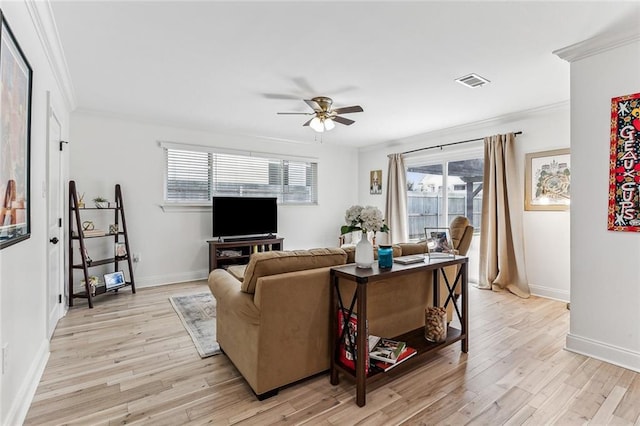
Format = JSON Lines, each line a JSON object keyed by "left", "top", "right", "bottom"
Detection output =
{"left": 368, "top": 336, "right": 417, "bottom": 372}
{"left": 336, "top": 310, "right": 417, "bottom": 374}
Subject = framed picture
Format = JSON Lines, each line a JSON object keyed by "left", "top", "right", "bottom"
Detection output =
{"left": 524, "top": 148, "right": 570, "bottom": 211}
{"left": 114, "top": 242, "right": 127, "bottom": 258}
{"left": 104, "top": 271, "right": 125, "bottom": 290}
{"left": 424, "top": 228, "right": 455, "bottom": 258}
{"left": 0, "top": 10, "right": 33, "bottom": 249}
{"left": 370, "top": 170, "right": 382, "bottom": 195}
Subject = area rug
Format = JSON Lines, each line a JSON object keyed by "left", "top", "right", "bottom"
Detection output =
{"left": 169, "top": 292, "right": 221, "bottom": 358}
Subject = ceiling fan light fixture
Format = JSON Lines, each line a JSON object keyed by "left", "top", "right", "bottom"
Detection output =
{"left": 310, "top": 116, "right": 324, "bottom": 132}
{"left": 324, "top": 117, "right": 335, "bottom": 131}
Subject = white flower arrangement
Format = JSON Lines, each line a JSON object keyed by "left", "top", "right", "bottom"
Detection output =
{"left": 341, "top": 205, "right": 389, "bottom": 235}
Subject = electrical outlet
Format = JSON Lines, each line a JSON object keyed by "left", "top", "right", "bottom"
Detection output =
{"left": 2, "top": 344, "right": 8, "bottom": 374}
{"left": 133, "top": 253, "right": 141, "bottom": 263}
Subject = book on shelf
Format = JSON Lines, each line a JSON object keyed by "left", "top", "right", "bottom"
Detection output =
{"left": 82, "top": 229, "right": 106, "bottom": 237}
{"left": 369, "top": 337, "right": 407, "bottom": 364}
{"left": 371, "top": 346, "right": 417, "bottom": 372}
{"left": 337, "top": 309, "right": 369, "bottom": 373}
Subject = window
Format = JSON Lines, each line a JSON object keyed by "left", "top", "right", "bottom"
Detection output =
{"left": 163, "top": 143, "right": 318, "bottom": 205}
{"left": 406, "top": 156, "right": 483, "bottom": 239}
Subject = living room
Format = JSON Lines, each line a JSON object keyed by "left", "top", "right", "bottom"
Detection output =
{"left": 1, "top": 1, "right": 639, "bottom": 424}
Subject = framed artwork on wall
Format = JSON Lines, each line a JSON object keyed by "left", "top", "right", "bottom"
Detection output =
{"left": 370, "top": 170, "right": 382, "bottom": 194}
{"left": 524, "top": 148, "right": 570, "bottom": 211}
{"left": 0, "top": 9, "right": 33, "bottom": 249}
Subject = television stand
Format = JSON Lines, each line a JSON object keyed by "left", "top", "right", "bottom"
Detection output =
{"left": 207, "top": 236, "right": 284, "bottom": 272}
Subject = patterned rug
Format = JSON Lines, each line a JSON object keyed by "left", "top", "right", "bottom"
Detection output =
{"left": 169, "top": 292, "right": 221, "bottom": 358}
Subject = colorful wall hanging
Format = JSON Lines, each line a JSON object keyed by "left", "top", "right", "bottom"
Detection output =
{"left": 608, "top": 92, "right": 640, "bottom": 232}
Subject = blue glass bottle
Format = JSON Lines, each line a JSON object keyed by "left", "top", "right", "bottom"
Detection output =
{"left": 378, "top": 245, "right": 393, "bottom": 269}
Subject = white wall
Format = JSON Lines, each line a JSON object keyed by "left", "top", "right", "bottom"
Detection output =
{"left": 561, "top": 37, "right": 640, "bottom": 371}
{"left": 359, "top": 104, "right": 571, "bottom": 301}
{"left": 0, "top": 2, "right": 72, "bottom": 424}
{"left": 70, "top": 112, "right": 358, "bottom": 286}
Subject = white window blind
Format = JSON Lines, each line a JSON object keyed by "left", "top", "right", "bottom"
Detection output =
{"left": 164, "top": 145, "right": 318, "bottom": 204}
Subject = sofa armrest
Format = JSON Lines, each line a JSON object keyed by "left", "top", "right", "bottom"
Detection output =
{"left": 208, "top": 269, "right": 260, "bottom": 325}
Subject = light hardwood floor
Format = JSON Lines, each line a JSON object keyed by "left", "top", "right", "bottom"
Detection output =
{"left": 25, "top": 281, "right": 640, "bottom": 425}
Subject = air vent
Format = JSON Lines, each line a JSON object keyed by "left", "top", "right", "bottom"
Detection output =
{"left": 455, "top": 73, "right": 490, "bottom": 88}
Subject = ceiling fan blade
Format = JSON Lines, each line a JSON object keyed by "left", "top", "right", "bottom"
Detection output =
{"left": 277, "top": 112, "right": 313, "bottom": 115}
{"left": 304, "top": 99, "right": 322, "bottom": 111}
{"left": 333, "top": 116, "right": 355, "bottom": 126}
{"left": 302, "top": 118, "right": 313, "bottom": 127}
{"left": 332, "top": 105, "right": 363, "bottom": 114}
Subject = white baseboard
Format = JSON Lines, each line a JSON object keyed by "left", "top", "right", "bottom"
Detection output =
{"left": 529, "top": 283, "right": 570, "bottom": 302}
{"left": 5, "top": 339, "right": 50, "bottom": 426}
{"left": 566, "top": 333, "right": 640, "bottom": 373}
{"left": 134, "top": 269, "right": 209, "bottom": 288}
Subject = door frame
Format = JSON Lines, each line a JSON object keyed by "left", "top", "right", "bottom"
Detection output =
{"left": 46, "top": 91, "right": 66, "bottom": 338}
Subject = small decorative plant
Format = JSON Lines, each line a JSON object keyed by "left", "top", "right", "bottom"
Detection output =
{"left": 93, "top": 196, "right": 108, "bottom": 208}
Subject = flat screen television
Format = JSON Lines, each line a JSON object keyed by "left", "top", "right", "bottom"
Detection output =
{"left": 212, "top": 196, "right": 277, "bottom": 239}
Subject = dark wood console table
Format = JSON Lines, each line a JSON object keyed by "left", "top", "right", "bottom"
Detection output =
{"left": 330, "top": 255, "right": 468, "bottom": 407}
{"left": 207, "top": 237, "right": 284, "bottom": 271}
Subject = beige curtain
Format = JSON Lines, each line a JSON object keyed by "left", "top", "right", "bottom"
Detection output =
{"left": 479, "top": 133, "right": 530, "bottom": 298}
{"left": 385, "top": 153, "right": 408, "bottom": 244}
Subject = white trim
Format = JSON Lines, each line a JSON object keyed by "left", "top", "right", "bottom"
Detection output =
{"left": 528, "top": 283, "right": 569, "bottom": 303}
{"left": 159, "top": 203, "right": 211, "bottom": 213}
{"left": 135, "top": 270, "right": 210, "bottom": 288}
{"left": 158, "top": 140, "right": 318, "bottom": 163}
{"left": 565, "top": 333, "right": 640, "bottom": 373}
{"left": 5, "top": 340, "right": 50, "bottom": 426}
{"left": 553, "top": 29, "right": 640, "bottom": 63}
{"left": 24, "top": 0, "right": 76, "bottom": 110}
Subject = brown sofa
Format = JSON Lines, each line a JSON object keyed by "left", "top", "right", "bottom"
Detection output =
{"left": 208, "top": 218, "right": 473, "bottom": 399}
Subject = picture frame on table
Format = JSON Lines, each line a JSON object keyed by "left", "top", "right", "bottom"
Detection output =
{"left": 424, "top": 228, "right": 455, "bottom": 258}
{"left": 0, "top": 10, "right": 33, "bottom": 250}
{"left": 524, "top": 148, "right": 570, "bottom": 211}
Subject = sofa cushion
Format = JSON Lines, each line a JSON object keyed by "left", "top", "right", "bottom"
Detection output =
{"left": 241, "top": 248, "right": 347, "bottom": 294}
{"left": 227, "top": 264, "right": 247, "bottom": 282}
{"left": 397, "top": 242, "right": 428, "bottom": 256}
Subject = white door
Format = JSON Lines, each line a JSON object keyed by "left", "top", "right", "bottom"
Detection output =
{"left": 47, "top": 93, "right": 64, "bottom": 338}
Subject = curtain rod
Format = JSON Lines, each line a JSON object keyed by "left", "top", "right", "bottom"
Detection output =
{"left": 401, "top": 131, "right": 523, "bottom": 155}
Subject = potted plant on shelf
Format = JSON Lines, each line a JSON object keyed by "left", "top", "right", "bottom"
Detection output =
{"left": 93, "top": 196, "right": 109, "bottom": 208}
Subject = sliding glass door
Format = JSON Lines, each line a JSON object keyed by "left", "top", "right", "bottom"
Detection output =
{"left": 406, "top": 152, "right": 483, "bottom": 281}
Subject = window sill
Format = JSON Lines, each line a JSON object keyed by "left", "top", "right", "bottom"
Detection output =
{"left": 159, "top": 203, "right": 211, "bottom": 213}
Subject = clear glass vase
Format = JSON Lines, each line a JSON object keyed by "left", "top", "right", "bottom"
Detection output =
{"left": 355, "top": 235, "right": 374, "bottom": 268}
{"left": 424, "top": 307, "right": 447, "bottom": 343}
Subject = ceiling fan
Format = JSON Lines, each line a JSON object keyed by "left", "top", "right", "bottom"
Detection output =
{"left": 277, "top": 96, "right": 363, "bottom": 133}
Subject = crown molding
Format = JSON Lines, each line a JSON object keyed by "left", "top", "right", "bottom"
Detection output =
{"left": 24, "top": 0, "right": 76, "bottom": 110}
{"left": 553, "top": 29, "right": 640, "bottom": 63}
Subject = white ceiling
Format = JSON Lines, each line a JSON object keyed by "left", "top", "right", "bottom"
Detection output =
{"left": 49, "top": 1, "right": 640, "bottom": 148}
